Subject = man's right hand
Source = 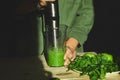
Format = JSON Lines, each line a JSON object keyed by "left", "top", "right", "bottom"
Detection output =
{"left": 39, "top": 0, "right": 55, "bottom": 7}
{"left": 16, "top": 0, "right": 55, "bottom": 15}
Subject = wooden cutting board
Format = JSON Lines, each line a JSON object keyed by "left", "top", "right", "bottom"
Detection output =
{"left": 39, "top": 55, "right": 120, "bottom": 80}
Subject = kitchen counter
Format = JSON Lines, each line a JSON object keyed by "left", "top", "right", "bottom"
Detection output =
{"left": 0, "top": 54, "right": 119, "bottom": 80}
{"left": 39, "top": 55, "right": 120, "bottom": 80}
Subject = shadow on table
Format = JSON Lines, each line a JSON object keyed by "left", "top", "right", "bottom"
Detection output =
{"left": 0, "top": 56, "right": 53, "bottom": 80}
{"left": 0, "top": 11, "right": 59, "bottom": 80}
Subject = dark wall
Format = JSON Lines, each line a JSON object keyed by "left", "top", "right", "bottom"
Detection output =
{"left": 84, "top": 0, "right": 120, "bottom": 56}
{"left": 0, "top": 1, "right": 39, "bottom": 57}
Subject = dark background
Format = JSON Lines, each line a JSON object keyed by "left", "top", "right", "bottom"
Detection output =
{"left": 84, "top": 0, "right": 120, "bottom": 57}
{"left": 0, "top": 0, "right": 120, "bottom": 57}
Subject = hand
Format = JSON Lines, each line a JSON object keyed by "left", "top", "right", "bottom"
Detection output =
{"left": 64, "top": 47, "right": 77, "bottom": 67}
{"left": 39, "top": 0, "right": 55, "bottom": 7}
{"left": 64, "top": 37, "right": 79, "bottom": 67}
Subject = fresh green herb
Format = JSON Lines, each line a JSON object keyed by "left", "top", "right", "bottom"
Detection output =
{"left": 67, "top": 53, "right": 119, "bottom": 80}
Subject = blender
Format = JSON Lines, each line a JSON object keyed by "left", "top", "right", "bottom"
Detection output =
{"left": 44, "top": 0, "right": 66, "bottom": 67}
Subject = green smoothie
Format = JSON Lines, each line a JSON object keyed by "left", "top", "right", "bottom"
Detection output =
{"left": 47, "top": 48, "right": 65, "bottom": 67}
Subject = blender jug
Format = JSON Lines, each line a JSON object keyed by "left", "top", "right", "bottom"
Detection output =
{"left": 44, "top": 0, "right": 66, "bottom": 67}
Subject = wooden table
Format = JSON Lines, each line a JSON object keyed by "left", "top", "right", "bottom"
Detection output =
{"left": 38, "top": 55, "right": 120, "bottom": 80}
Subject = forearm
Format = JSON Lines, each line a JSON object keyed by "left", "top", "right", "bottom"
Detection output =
{"left": 68, "top": 0, "right": 94, "bottom": 46}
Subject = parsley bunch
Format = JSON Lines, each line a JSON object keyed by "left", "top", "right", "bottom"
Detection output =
{"left": 67, "top": 53, "right": 119, "bottom": 80}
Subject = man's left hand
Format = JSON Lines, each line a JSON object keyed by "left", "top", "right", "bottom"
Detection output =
{"left": 64, "top": 37, "right": 79, "bottom": 67}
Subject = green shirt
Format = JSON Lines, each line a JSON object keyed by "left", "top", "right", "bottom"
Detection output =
{"left": 37, "top": 0, "right": 94, "bottom": 55}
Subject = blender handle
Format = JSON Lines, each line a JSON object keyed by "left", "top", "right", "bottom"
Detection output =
{"left": 44, "top": 0, "right": 60, "bottom": 48}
